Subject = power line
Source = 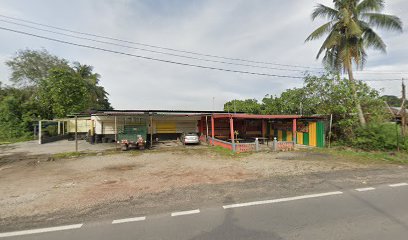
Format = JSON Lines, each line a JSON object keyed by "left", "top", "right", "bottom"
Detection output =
{"left": 0, "top": 14, "right": 324, "bottom": 70}
{"left": 0, "top": 18, "right": 323, "bottom": 74}
{"left": 0, "top": 26, "right": 307, "bottom": 79}
{"left": 360, "top": 79, "right": 405, "bottom": 82}
{"left": 1, "top": 26, "right": 406, "bottom": 82}
{"left": 2, "top": 15, "right": 406, "bottom": 76}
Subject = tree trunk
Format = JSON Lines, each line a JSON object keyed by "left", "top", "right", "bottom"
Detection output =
{"left": 347, "top": 67, "right": 367, "bottom": 127}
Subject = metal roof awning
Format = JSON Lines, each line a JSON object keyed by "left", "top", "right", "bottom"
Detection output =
{"left": 212, "top": 114, "right": 302, "bottom": 119}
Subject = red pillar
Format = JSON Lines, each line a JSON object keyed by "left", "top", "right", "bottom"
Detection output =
{"left": 292, "top": 118, "right": 297, "bottom": 143}
{"left": 230, "top": 117, "right": 235, "bottom": 142}
{"left": 199, "top": 117, "right": 204, "bottom": 135}
{"left": 211, "top": 115, "right": 215, "bottom": 142}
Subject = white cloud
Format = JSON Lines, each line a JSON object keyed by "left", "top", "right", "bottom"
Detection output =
{"left": 0, "top": 0, "right": 407, "bottom": 110}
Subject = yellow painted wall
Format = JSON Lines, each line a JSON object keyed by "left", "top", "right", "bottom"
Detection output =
{"left": 277, "top": 130, "right": 283, "bottom": 141}
{"left": 309, "top": 122, "right": 317, "bottom": 147}
{"left": 156, "top": 121, "right": 176, "bottom": 133}
{"left": 297, "top": 132, "right": 303, "bottom": 144}
{"left": 67, "top": 118, "right": 91, "bottom": 133}
{"left": 287, "top": 131, "right": 293, "bottom": 141}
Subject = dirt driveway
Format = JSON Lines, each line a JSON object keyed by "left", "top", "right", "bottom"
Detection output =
{"left": 0, "top": 145, "right": 375, "bottom": 219}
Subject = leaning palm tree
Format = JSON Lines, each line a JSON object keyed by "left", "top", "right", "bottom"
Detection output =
{"left": 306, "top": 0, "right": 402, "bottom": 126}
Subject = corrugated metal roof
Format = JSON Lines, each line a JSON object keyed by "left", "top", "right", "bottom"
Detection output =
{"left": 212, "top": 114, "right": 302, "bottom": 119}
{"left": 91, "top": 109, "right": 237, "bottom": 116}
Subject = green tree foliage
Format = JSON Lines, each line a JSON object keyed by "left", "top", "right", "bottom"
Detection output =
{"left": 72, "top": 62, "right": 111, "bottom": 110}
{"left": 0, "top": 49, "right": 113, "bottom": 141}
{"left": 38, "top": 67, "right": 89, "bottom": 118}
{"left": 6, "top": 49, "right": 69, "bottom": 87}
{"left": 306, "top": 0, "right": 403, "bottom": 127}
{"left": 223, "top": 73, "right": 390, "bottom": 142}
{"left": 0, "top": 84, "right": 32, "bottom": 141}
{"left": 381, "top": 95, "right": 402, "bottom": 107}
{"left": 224, "top": 99, "right": 261, "bottom": 114}
{"left": 350, "top": 124, "right": 408, "bottom": 151}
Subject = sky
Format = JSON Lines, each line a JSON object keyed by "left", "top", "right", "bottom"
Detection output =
{"left": 0, "top": 0, "right": 407, "bottom": 110}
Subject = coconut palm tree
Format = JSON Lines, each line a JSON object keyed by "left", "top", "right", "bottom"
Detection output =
{"left": 306, "top": 0, "right": 402, "bottom": 126}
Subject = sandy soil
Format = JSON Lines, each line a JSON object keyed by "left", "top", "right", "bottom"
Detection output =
{"left": 0, "top": 146, "right": 372, "bottom": 219}
{"left": 0, "top": 140, "right": 116, "bottom": 157}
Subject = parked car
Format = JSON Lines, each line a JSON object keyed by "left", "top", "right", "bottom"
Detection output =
{"left": 181, "top": 132, "right": 200, "bottom": 145}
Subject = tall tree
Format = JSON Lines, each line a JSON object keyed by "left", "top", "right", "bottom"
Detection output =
{"left": 6, "top": 49, "right": 69, "bottom": 87}
{"left": 73, "top": 62, "right": 112, "bottom": 110}
{"left": 305, "top": 0, "right": 402, "bottom": 126}
{"left": 38, "top": 67, "right": 89, "bottom": 118}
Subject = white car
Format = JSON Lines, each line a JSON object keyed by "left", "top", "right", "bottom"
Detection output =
{"left": 181, "top": 132, "right": 200, "bottom": 145}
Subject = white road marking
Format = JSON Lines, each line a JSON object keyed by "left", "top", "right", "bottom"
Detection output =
{"left": 223, "top": 191, "right": 343, "bottom": 209}
{"left": 0, "top": 224, "right": 83, "bottom": 238}
{"left": 356, "top": 187, "right": 375, "bottom": 192}
{"left": 171, "top": 209, "right": 200, "bottom": 217}
{"left": 389, "top": 183, "right": 408, "bottom": 187}
{"left": 112, "top": 216, "right": 146, "bottom": 224}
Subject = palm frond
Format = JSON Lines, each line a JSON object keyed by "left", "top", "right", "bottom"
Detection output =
{"left": 362, "top": 27, "right": 386, "bottom": 52}
{"left": 312, "top": 4, "right": 339, "bottom": 20}
{"left": 356, "top": 0, "right": 384, "bottom": 14}
{"left": 348, "top": 19, "right": 363, "bottom": 37}
{"left": 362, "top": 13, "right": 403, "bottom": 31}
{"left": 317, "top": 29, "right": 340, "bottom": 59}
{"left": 305, "top": 21, "right": 334, "bottom": 42}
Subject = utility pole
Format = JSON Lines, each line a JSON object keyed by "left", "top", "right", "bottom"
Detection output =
{"left": 75, "top": 116, "right": 78, "bottom": 152}
{"left": 401, "top": 79, "right": 407, "bottom": 137}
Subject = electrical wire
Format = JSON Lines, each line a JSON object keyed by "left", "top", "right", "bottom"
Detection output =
{"left": 1, "top": 14, "right": 406, "bottom": 75}
{"left": 0, "top": 25, "right": 406, "bottom": 82}
{"left": 0, "top": 26, "right": 307, "bottom": 79}
{"left": 0, "top": 18, "right": 324, "bottom": 74}
{"left": 0, "top": 14, "right": 324, "bottom": 70}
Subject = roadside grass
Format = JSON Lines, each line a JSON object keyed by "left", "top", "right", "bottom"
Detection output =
{"left": 52, "top": 151, "right": 94, "bottom": 159}
{"left": 52, "top": 148, "right": 120, "bottom": 159}
{"left": 0, "top": 136, "right": 34, "bottom": 145}
{"left": 309, "top": 147, "right": 408, "bottom": 164}
{"left": 208, "top": 146, "right": 253, "bottom": 158}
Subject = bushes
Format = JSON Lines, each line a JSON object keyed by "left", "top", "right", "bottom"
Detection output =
{"left": 348, "top": 123, "right": 408, "bottom": 151}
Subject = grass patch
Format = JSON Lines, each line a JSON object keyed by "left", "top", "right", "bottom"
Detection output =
{"left": 310, "top": 147, "right": 408, "bottom": 164}
{"left": 0, "top": 135, "right": 34, "bottom": 145}
{"left": 208, "top": 146, "right": 253, "bottom": 158}
{"left": 53, "top": 151, "right": 90, "bottom": 159}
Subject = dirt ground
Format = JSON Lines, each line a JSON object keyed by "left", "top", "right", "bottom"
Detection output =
{"left": 0, "top": 140, "right": 116, "bottom": 157}
{"left": 0, "top": 141, "right": 379, "bottom": 221}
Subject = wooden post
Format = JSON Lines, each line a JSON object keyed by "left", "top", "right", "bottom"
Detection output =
{"left": 57, "top": 121, "right": 61, "bottom": 135}
{"left": 328, "top": 114, "right": 333, "bottom": 148}
{"left": 62, "top": 121, "right": 65, "bottom": 135}
{"left": 211, "top": 115, "right": 215, "bottom": 144}
{"left": 150, "top": 115, "right": 153, "bottom": 148}
{"left": 114, "top": 116, "right": 117, "bottom": 142}
{"left": 75, "top": 116, "right": 78, "bottom": 152}
{"left": 401, "top": 80, "right": 406, "bottom": 137}
{"left": 230, "top": 117, "right": 235, "bottom": 152}
{"left": 262, "top": 120, "right": 267, "bottom": 138}
{"left": 292, "top": 118, "right": 297, "bottom": 144}
{"left": 206, "top": 116, "right": 209, "bottom": 140}
{"left": 33, "top": 124, "right": 37, "bottom": 140}
{"left": 38, "top": 121, "right": 42, "bottom": 144}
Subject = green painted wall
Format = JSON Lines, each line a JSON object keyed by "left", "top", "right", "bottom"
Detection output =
{"left": 303, "top": 132, "right": 309, "bottom": 146}
{"left": 316, "top": 121, "right": 325, "bottom": 147}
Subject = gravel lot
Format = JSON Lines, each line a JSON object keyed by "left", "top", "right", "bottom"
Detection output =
{"left": 1, "top": 141, "right": 407, "bottom": 231}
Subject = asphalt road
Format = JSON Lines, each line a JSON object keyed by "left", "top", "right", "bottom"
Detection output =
{"left": 2, "top": 182, "right": 408, "bottom": 240}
